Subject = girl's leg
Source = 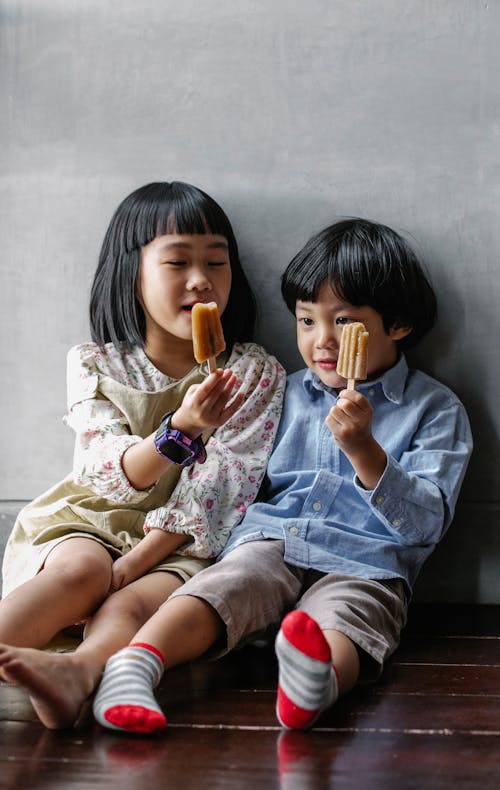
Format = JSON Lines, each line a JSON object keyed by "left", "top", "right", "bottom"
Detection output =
{"left": 0, "top": 537, "right": 113, "bottom": 648}
{"left": 0, "top": 570, "right": 185, "bottom": 729}
{"left": 92, "top": 594, "right": 223, "bottom": 733}
{"left": 93, "top": 541, "right": 299, "bottom": 734}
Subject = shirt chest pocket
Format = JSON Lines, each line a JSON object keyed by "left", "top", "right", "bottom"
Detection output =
{"left": 301, "top": 470, "right": 343, "bottom": 518}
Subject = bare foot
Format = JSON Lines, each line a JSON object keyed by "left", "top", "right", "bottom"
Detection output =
{"left": 0, "top": 643, "right": 101, "bottom": 729}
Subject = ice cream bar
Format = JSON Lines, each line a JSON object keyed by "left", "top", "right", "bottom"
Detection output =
{"left": 337, "top": 322, "right": 369, "bottom": 390}
{"left": 192, "top": 302, "right": 226, "bottom": 373}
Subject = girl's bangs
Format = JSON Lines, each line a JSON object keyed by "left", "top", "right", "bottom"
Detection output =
{"left": 159, "top": 197, "right": 230, "bottom": 239}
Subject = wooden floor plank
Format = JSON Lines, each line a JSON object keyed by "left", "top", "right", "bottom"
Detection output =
{"left": 2, "top": 723, "right": 500, "bottom": 789}
{"left": 396, "top": 635, "right": 500, "bottom": 664}
{"left": 2, "top": 605, "right": 500, "bottom": 787}
{"left": 404, "top": 604, "right": 500, "bottom": 637}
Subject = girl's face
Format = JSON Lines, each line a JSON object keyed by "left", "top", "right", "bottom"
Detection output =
{"left": 137, "top": 233, "right": 232, "bottom": 350}
{"left": 295, "top": 281, "right": 410, "bottom": 390}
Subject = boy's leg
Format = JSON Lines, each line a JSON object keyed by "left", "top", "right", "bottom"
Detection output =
{"left": 0, "top": 537, "right": 113, "bottom": 648}
{"left": 276, "top": 574, "right": 406, "bottom": 729}
{"left": 275, "top": 611, "right": 358, "bottom": 729}
{"left": 93, "top": 540, "right": 302, "bottom": 733}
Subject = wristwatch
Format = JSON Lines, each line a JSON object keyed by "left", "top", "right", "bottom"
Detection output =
{"left": 154, "top": 412, "right": 207, "bottom": 467}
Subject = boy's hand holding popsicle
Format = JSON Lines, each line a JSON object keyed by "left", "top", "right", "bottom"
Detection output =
{"left": 171, "top": 302, "right": 244, "bottom": 439}
{"left": 326, "top": 322, "right": 387, "bottom": 489}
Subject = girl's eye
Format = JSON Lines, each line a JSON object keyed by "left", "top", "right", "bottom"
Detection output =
{"left": 208, "top": 261, "right": 229, "bottom": 267}
{"left": 165, "top": 260, "right": 187, "bottom": 266}
{"left": 335, "top": 316, "right": 354, "bottom": 325}
{"left": 298, "top": 317, "right": 314, "bottom": 327}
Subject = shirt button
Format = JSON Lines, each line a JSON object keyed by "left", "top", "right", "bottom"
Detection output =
{"left": 312, "top": 501, "right": 322, "bottom": 511}
{"left": 376, "top": 495, "right": 385, "bottom": 505}
{"left": 393, "top": 519, "right": 401, "bottom": 527}
{"left": 290, "top": 526, "right": 299, "bottom": 535}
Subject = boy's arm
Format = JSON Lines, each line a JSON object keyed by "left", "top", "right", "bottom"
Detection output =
{"left": 327, "top": 387, "right": 472, "bottom": 546}
{"left": 325, "top": 389, "right": 386, "bottom": 490}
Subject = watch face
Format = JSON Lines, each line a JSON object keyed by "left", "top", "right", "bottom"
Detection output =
{"left": 161, "top": 438, "right": 193, "bottom": 465}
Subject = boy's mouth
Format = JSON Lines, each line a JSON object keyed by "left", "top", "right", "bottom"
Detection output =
{"left": 315, "top": 359, "right": 338, "bottom": 370}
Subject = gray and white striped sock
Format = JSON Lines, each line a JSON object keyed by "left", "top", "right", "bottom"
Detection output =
{"left": 93, "top": 643, "right": 166, "bottom": 733}
{"left": 275, "top": 610, "right": 338, "bottom": 729}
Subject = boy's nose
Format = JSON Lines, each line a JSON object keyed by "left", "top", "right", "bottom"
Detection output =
{"left": 315, "top": 329, "right": 337, "bottom": 349}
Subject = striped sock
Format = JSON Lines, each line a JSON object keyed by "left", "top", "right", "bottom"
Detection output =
{"left": 92, "top": 643, "right": 167, "bottom": 733}
{"left": 275, "top": 610, "right": 339, "bottom": 730}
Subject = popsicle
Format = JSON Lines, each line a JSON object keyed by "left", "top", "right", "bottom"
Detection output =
{"left": 337, "top": 322, "right": 369, "bottom": 390}
{"left": 192, "top": 301, "right": 226, "bottom": 373}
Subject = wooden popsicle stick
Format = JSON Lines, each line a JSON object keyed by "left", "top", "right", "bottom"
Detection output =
{"left": 347, "top": 378, "right": 356, "bottom": 390}
{"left": 208, "top": 356, "right": 217, "bottom": 373}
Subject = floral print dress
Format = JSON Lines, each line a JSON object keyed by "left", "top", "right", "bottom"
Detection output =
{"left": 1, "top": 342, "right": 285, "bottom": 597}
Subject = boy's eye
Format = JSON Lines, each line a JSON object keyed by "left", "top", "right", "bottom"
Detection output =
{"left": 165, "top": 260, "right": 187, "bottom": 266}
{"left": 208, "top": 261, "right": 229, "bottom": 267}
{"left": 335, "top": 316, "right": 354, "bottom": 325}
{"left": 298, "top": 317, "right": 314, "bottom": 326}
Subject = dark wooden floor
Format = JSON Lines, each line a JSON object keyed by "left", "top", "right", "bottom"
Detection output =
{"left": 1, "top": 603, "right": 500, "bottom": 789}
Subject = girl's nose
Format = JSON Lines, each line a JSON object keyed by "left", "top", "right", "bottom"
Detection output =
{"left": 187, "top": 266, "right": 212, "bottom": 291}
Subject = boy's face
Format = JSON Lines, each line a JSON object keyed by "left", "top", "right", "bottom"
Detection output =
{"left": 295, "top": 282, "right": 410, "bottom": 390}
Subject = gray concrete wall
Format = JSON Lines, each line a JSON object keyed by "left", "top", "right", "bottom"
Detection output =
{"left": 1, "top": 0, "right": 499, "bottom": 601}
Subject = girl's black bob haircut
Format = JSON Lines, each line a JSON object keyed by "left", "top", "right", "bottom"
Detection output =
{"left": 281, "top": 218, "right": 437, "bottom": 350}
{"left": 90, "top": 181, "right": 256, "bottom": 351}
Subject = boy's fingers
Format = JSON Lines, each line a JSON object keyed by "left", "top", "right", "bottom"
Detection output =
{"left": 337, "top": 390, "right": 370, "bottom": 412}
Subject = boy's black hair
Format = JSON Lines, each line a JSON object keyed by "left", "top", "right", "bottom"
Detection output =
{"left": 281, "top": 218, "right": 437, "bottom": 350}
{"left": 90, "top": 181, "right": 256, "bottom": 350}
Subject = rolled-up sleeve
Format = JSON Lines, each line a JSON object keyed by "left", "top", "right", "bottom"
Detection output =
{"left": 354, "top": 399, "right": 472, "bottom": 547}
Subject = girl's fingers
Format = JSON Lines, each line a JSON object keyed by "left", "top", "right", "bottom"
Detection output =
{"left": 199, "top": 372, "right": 239, "bottom": 410}
{"left": 218, "top": 391, "right": 245, "bottom": 423}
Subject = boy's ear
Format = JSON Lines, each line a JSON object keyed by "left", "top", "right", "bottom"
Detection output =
{"left": 389, "top": 324, "right": 412, "bottom": 341}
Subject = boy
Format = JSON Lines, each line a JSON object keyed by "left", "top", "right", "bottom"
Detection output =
{"left": 0, "top": 219, "right": 473, "bottom": 732}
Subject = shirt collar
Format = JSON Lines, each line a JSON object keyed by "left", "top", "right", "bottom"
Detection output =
{"left": 302, "top": 354, "right": 408, "bottom": 404}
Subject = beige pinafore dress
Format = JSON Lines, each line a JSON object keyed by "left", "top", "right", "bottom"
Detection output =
{"left": 1, "top": 361, "right": 225, "bottom": 598}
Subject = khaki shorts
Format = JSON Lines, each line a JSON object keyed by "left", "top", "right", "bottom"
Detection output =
{"left": 169, "top": 539, "right": 408, "bottom": 681}
{"left": 35, "top": 532, "right": 211, "bottom": 586}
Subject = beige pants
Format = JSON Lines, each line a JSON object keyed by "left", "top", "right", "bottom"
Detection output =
{"left": 169, "top": 539, "right": 408, "bottom": 681}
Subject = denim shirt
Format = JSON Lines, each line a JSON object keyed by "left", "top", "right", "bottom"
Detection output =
{"left": 220, "top": 356, "right": 473, "bottom": 593}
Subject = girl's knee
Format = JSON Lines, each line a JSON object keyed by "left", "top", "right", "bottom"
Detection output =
{"left": 100, "top": 573, "right": 183, "bottom": 624}
{"left": 48, "top": 549, "right": 113, "bottom": 596}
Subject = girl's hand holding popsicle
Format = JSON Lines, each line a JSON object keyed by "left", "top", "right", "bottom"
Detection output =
{"left": 170, "top": 302, "right": 242, "bottom": 439}
{"left": 192, "top": 301, "right": 226, "bottom": 373}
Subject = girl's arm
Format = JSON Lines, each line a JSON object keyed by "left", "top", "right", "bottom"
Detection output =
{"left": 66, "top": 349, "right": 242, "bottom": 502}
{"left": 142, "top": 344, "right": 286, "bottom": 558}
{"left": 109, "top": 528, "right": 187, "bottom": 592}
{"left": 121, "top": 368, "right": 243, "bottom": 490}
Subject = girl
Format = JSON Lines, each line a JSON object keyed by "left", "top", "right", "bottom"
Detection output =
{"left": 0, "top": 181, "right": 285, "bottom": 727}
